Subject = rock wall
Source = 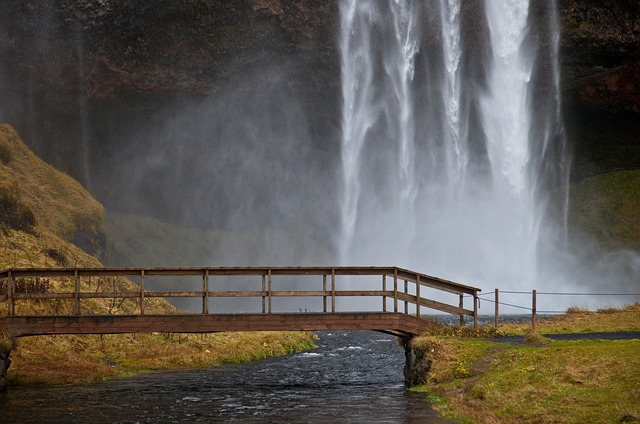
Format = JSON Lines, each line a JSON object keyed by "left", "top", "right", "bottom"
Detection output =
{"left": 0, "top": 350, "right": 9, "bottom": 391}
{"left": 0, "top": 0, "right": 637, "bottom": 189}
{"left": 0, "top": 332, "right": 14, "bottom": 391}
{"left": 401, "top": 336, "right": 438, "bottom": 386}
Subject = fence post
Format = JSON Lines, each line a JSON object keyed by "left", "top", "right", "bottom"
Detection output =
{"left": 459, "top": 294, "right": 464, "bottom": 326}
{"left": 139, "top": 269, "right": 145, "bottom": 315}
{"left": 331, "top": 269, "right": 336, "bottom": 313}
{"left": 268, "top": 269, "right": 272, "bottom": 314}
{"left": 473, "top": 290, "right": 479, "bottom": 329}
{"left": 393, "top": 269, "right": 398, "bottom": 313}
{"left": 323, "top": 274, "right": 327, "bottom": 313}
{"left": 203, "top": 269, "right": 209, "bottom": 315}
{"left": 382, "top": 275, "right": 387, "bottom": 312}
{"left": 415, "top": 274, "right": 421, "bottom": 318}
{"left": 532, "top": 289, "right": 537, "bottom": 331}
{"left": 262, "top": 274, "right": 266, "bottom": 313}
{"left": 7, "top": 270, "right": 13, "bottom": 317}
{"left": 494, "top": 288, "right": 499, "bottom": 328}
{"left": 74, "top": 269, "right": 80, "bottom": 315}
{"left": 404, "top": 280, "right": 408, "bottom": 314}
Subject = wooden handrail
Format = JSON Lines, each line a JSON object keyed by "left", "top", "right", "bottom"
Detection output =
{"left": 0, "top": 266, "right": 480, "bottom": 327}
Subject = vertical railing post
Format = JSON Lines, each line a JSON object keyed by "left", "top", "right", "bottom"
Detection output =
{"left": 459, "top": 294, "right": 464, "bottom": 326}
{"left": 262, "top": 274, "right": 266, "bottom": 313}
{"left": 532, "top": 289, "right": 537, "bottom": 332}
{"left": 404, "top": 280, "right": 408, "bottom": 314}
{"left": 494, "top": 288, "right": 499, "bottom": 328}
{"left": 139, "top": 269, "right": 145, "bottom": 315}
{"left": 203, "top": 269, "right": 209, "bottom": 314}
{"left": 415, "top": 274, "right": 421, "bottom": 318}
{"left": 382, "top": 275, "right": 387, "bottom": 312}
{"left": 473, "top": 289, "right": 479, "bottom": 329}
{"left": 331, "top": 269, "right": 336, "bottom": 313}
{"left": 268, "top": 269, "right": 272, "bottom": 314}
{"left": 74, "top": 269, "right": 80, "bottom": 315}
{"left": 322, "top": 274, "right": 327, "bottom": 313}
{"left": 7, "top": 270, "right": 13, "bottom": 317}
{"left": 393, "top": 269, "right": 398, "bottom": 313}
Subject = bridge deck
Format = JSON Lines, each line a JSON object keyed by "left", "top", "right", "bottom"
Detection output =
{"left": 0, "top": 312, "right": 428, "bottom": 337}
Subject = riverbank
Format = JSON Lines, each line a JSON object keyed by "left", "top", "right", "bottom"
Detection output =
{"left": 412, "top": 304, "right": 640, "bottom": 423}
{"left": 5, "top": 331, "right": 316, "bottom": 386}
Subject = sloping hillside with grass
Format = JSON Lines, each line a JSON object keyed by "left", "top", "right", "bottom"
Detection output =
{"left": 0, "top": 124, "right": 106, "bottom": 259}
{"left": 568, "top": 169, "right": 640, "bottom": 251}
{"left": 0, "top": 124, "right": 315, "bottom": 386}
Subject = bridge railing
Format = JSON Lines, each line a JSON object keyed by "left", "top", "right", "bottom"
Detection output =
{"left": 0, "top": 267, "right": 480, "bottom": 327}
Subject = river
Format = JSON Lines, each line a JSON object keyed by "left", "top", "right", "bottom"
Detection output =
{"left": 0, "top": 331, "right": 456, "bottom": 423}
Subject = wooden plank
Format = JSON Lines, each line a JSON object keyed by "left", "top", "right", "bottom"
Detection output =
{"left": 268, "top": 291, "right": 328, "bottom": 297}
{"left": 1, "top": 312, "right": 434, "bottom": 336}
{"left": 13, "top": 293, "right": 76, "bottom": 300}
{"left": 144, "top": 291, "right": 205, "bottom": 298}
{"left": 395, "top": 292, "right": 473, "bottom": 316}
{"left": 0, "top": 266, "right": 480, "bottom": 294}
{"left": 395, "top": 268, "right": 477, "bottom": 295}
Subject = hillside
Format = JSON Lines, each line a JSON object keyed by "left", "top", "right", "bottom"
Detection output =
{"left": 0, "top": 124, "right": 105, "bottom": 263}
{"left": 0, "top": 125, "right": 315, "bottom": 387}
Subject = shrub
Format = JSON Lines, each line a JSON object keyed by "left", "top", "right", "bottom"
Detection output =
{"left": 0, "top": 186, "right": 36, "bottom": 233}
{"left": 0, "top": 142, "right": 11, "bottom": 164}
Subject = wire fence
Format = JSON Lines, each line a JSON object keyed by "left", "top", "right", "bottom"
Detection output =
{"left": 463, "top": 289, "right": 640, "bottom": 330}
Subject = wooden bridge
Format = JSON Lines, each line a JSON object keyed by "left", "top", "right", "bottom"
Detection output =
{"left": 0, "top": 267, "right": 480, "bottom": 338}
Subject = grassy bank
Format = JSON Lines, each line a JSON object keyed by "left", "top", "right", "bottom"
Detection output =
{"left": 413, "top": 304, "right": 640, "bottom": 423}
{"left": 7, "top": 331, "right": 316, "bottom": 386}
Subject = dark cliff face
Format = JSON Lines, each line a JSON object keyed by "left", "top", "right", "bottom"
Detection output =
{"left": 0, "top": 1, "right": 341, "bottom": 189}
{"left": 0, "top": 1, "right": 637, "bottom": 198}
{"left": 560, "top": 0, "right": 640, "bottom": 114}
{"left": 558, "top": 0, "right": 640, "bottom": 177}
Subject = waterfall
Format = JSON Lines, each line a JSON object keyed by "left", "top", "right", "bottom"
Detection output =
{"left": 339, "top": 0, "right": 568, "bottom": 294}
{"left": 339, "top": 1, "right": 420, "bottom": 263}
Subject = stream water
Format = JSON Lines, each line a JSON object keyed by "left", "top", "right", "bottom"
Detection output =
{"left": 0, "top": 332, "right": 456, "bottom": 423}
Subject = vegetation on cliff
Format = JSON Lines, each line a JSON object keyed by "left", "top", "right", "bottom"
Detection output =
{"left": 0, "top": 124, "right": 106, "bottom": 262}
{"left": 0, "top": 124, "right": 315, "bottom": 386}
{"left": 569, "top": 169, "right": 640, "bottom": 251}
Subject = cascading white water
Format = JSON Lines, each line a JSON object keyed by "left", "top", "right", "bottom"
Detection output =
{"left": 339, "top": 0, "right": 420, "bottom": 263}
{"left": 479, "top": 0, "right": 539, "bottom": 286}
{"left": 339, "top": 0, "right": 567, "bottom": 297}
{"left": 438, "top": 0, "right": 466, "bottom": 187}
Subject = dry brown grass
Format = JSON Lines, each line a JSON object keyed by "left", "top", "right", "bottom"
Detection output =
{"left": 8, "top": 331, "right": 317, "bottom": 385}
{"left": 494, "top": 303, "right": 640, "bottom": 336}
{"left": 0, "top": 124, "right": 104, "bottom": 247}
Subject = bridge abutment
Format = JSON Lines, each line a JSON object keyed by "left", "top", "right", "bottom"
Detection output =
{"left": 0, "top": 333, "right": 14, "bottom": 391}
{"left": 402, "top": 336, "right": 434, "bottom": 386}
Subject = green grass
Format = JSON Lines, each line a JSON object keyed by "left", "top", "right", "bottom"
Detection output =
{"left": 414, "top": 304, "right": 640, "bottom": 423}
{"left": 568, "top": 169, "right": 640, "bottom": 251}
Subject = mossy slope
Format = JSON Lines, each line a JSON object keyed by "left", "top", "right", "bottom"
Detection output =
{"left": 0, "top": 124, "right": 105, "bottom": 259}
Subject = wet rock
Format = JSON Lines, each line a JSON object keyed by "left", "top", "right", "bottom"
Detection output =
{"left": 0, "top": 350, "right": 11, "bottom": 391}
{"left": 401, "top": 336, "right": 433, "bottom": 386}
